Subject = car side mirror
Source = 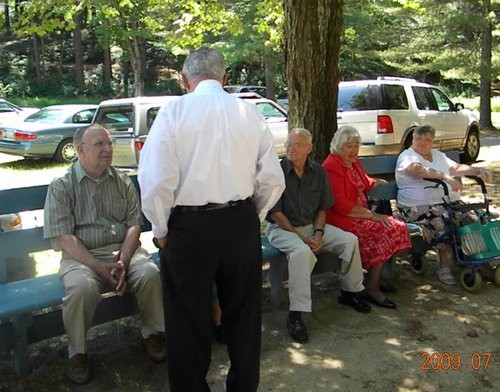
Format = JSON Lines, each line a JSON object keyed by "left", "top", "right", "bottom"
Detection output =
{"left": 454, "top": 102, "right": 464, "bottom": 111}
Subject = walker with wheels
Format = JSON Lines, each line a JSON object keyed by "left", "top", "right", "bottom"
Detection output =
{"left": 406, "top": 176, "right": 500, "bottom": 292}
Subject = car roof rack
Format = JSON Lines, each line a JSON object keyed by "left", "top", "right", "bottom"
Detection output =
{"left": 377, "top": 76, "right": 417, "bottom": 82}
{"left": 231, "top": 92, "right": 262, "bottom": 99}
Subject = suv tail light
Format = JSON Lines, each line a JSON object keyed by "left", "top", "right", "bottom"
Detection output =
{"left": 135, "top": 140, "right": 144, "bottom": 151}
{"left": 377, "top": 115, "right": 394, "bottom": 134}
{"left": 15, "top": 131, "right": 37, "bottom": 141}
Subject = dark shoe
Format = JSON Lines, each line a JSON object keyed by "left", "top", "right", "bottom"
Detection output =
{"left": 380, "top": 283, "right": 399, "bottom": 294}
{"left": 337, "top": 291, "right": 371, "bottom": 313}
{"left": 286, "top": 316, "right": 308, "bottom": 343}
{"left": 214, "top": 324, "right": 226, "bottom": 345}
{"left": 143, "top": 334, "right": 167, "bottom": 363}
{"left": 363, "top": 292, "right": 397, "bottom": 309}
{"left": 66, "top": 354, "right": 91, "bottom": 385}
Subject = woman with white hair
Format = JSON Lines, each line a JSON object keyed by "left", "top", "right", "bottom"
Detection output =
{"left": 322, "top": 126, "right": 411, "bottom": 309}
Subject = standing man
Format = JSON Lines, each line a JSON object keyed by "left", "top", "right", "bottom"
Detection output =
{"left": 44, "top": 124, "right": 166, "bottom": 385}
{"left": 266, "top": 128, "right": 370, "bottom": 344}
{"left": 138, "top": 47, "right": 285, "bottom": 392}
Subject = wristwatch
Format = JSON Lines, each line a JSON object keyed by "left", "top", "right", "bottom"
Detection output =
{"left": 313, "top": 228, "right": 324, "bottom": 235}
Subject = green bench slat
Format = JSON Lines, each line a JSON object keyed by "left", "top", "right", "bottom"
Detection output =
{"left": 0, "top": 227, "right": 51, "bottom": 258}
{"left": 261, "top": 236, "right": 283, "bottom": 260}
{"left": 0, "top": 275, "right": 64, "bottom": 320}
{"left": 0, "top": 253, "right": 162, "bottom": 321}
{"left": 368, "top": 183, "right": 399, "bottom": 200}
{"left": 359, "top": 155, "right": 399, "bottom": 176}
{"left": 0, "top": 185, "right": 48, "bottom": 214}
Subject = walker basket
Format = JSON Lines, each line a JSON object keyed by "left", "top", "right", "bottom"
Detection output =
{"left": 457, "top": 220, "right": 500, "bottom": 261}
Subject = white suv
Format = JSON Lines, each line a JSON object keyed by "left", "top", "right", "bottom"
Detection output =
{"left": 93, "top": 94, "right": 288, "bottom": 168}
{"left": 337, "top": 77, "right": 481, "bottom": 162}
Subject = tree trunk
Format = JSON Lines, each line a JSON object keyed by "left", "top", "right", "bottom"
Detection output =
{"left": 479, "top": 0, "right": 494, "bottom": 130}
{"left": 4, "top": 3, "right": 11, "bottom": 35}
{"left": 264, "top": 51, "right": 277, "bottom": 100}
{"left": 139, "top": 37, "right": 148, "bottom": 89}
{"left": 73, "top": 11, "right": 85, "bottom": 92}
{"left": 103, "top": 46, "right": 112, "bottom": 93}
{"left": 129, "top": 37, "right": 145, "bottom": 96}
{"left": 283, "top": 0, "right": 344, "bottom": 161}
{"left": 32, "top": 35, "right": 45, "bottom": 87}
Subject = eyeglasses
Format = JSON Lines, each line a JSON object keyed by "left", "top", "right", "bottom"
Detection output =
{"left": 82, "top": 140, "right": 115, "bottom": 149}
{"left": 285, "top": 142, "right": 309, "bottom": 149}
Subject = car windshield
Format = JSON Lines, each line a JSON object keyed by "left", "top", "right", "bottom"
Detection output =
{"left": 0, "top": 101, "right": 19, "bottom": 112}
{"left": 24, "top": 109, "right": 68, "bottom": 123}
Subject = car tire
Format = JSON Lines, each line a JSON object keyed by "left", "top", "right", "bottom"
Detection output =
{"left": 54, "top": 139, "right": 76, "bottom": 163}
{"left": 460, "top": 130, "right": 480, "bottom": 163}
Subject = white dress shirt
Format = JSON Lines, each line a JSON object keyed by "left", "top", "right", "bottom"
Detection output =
{"left": 138, "top": 79, "right": 285, "bottom": 238}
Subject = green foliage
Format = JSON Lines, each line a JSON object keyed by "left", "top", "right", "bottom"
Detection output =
{"left": 11, "top": 96, "right": 98, "bottom": 107}
{"left": 455, "top": 96, "right": 500, "bottom": 112}
{"left": 0, "top": 0, "right": 498, "bottom": 103}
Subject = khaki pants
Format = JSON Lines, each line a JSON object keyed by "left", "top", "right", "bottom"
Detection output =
{"left": 266, "top": 223, "right": 365, "bottom": 312}
{"left": 59, "top": 244, "right": 164, "bottom": 357}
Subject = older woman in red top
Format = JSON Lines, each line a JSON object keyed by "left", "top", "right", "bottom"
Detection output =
{"left": 322, "top": 126, "right": 410, "bottom": 309}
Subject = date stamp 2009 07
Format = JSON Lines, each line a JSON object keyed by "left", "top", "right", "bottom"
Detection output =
{"left": 420, "top": 352, "right": 499, "bottom": 371}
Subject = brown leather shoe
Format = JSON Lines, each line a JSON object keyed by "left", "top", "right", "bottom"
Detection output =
{"left": 143, "top": 334, "right": 167, "bottom": 363}
{"left": 66, "top": 353, "right": 91, "bottom": 384}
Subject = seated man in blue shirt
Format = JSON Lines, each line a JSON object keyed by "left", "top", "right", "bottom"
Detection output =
{"left": 266, "top": 128, "right": 370, "bottom": 344}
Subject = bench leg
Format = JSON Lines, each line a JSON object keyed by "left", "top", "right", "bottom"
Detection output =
{"left": 269, "top": 255, "right": 287, "bottom": 306}
{"left": 11, "top": 314, "right": 33, "bottom": 376}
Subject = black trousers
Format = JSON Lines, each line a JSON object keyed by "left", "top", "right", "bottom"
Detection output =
{"left": 160, "top": 200, "right": 262, "bottom": 392}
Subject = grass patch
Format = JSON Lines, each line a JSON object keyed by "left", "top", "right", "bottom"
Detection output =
{"left": 8, "top": 96, "right": 100, "bottom": 107}
{"left": 0, "top": 158, "right": 70, "bottom": 171}
{"left": 453, "top": 96, "right": 500, "bottom": 112}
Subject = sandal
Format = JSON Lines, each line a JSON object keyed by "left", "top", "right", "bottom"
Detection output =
{"left": 437, "top": 267, "right": 457, "bottom": 285}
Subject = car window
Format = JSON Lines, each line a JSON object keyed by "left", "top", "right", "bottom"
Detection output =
{"left": 72, "top": 109, "right": 96, "bottom": 123}
{"left": 412, "top": 86, "right": 438, "bottom": 111}
{"left": 147, "top": 108, "right": 160, "bottom": 130}
{"left": 381, "top": 84, "right": 408, "bottom": 110}
{"left": 0, "top": 102, "right": 16, "bottom": 113}
{"left": 246, "top": 87, "right": 266, "bottom": 96}
{"left": 429, "top": 88, "right": 454, "bottom": 112}
{"left": 96, "top": 106, "right": 134, "bottom": 132}
{"left": 223, "top": 86, "right": 238, "bottom": 93}
{"left": 255, "top": 102, "right": 285, "bottom": 119}
{"left": 25, "top": 109, "right": 66, "bottom": 123}
{"left": 337, "top": 85, "right": 379, "bottom": 111}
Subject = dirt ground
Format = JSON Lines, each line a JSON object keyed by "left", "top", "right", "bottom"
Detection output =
{"left": 0, "top": 131, "right": 499, "bottom": 392}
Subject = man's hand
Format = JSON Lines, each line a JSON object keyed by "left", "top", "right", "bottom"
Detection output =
{"left": 111, "top": 257, "right": 128, "bottom": 296}
{"left": 154, "top": 237, "right": 168, "bottom": 249}
{"left": 302, "top": 232, "right": 323, "bottom": 253}
{"left": 95, "top": 260, "right": 127, "bottom": 295}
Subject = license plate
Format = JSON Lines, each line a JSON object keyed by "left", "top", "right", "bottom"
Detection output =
{"left": 3, "top": 130, "right": 14, "bottom": 139}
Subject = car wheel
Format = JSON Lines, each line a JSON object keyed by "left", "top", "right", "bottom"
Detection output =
{"left": 460, "top": 130, "right": 480, "bottom": 163}
{"left": 54, "top": 139, "right": 76, "bottom": 163}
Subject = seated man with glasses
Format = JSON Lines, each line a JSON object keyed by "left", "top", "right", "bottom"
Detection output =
{"left": 43, "top": 124, "right": 166, "bottom": 384}
{"left": 266, "top": 128, "right": 370, "bottom": 344}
